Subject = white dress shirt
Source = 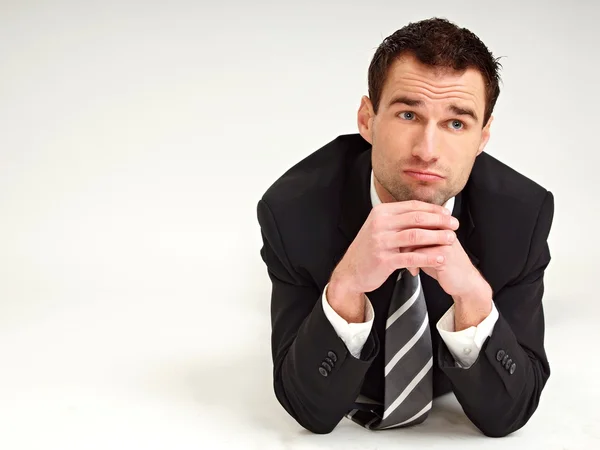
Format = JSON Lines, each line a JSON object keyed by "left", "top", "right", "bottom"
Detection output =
{"left": 322, "top": 171, "right": 499, "bottom": 368}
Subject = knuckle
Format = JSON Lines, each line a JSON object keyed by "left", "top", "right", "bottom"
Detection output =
{"left": 413, "top": 212, "right": 423, "bottom": 224}
{"left": 405, "top": 253, "right": 415, "bottom": 266}
{"left": 407, "top": 229, "right": 418, "bottom": 245}
{"left": 438, "top": 213, "right": 446, "bottom": 226}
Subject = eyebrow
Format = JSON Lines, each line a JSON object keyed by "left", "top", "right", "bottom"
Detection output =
{"left": 387, "top": 95, "right": 479, "bottom": 123}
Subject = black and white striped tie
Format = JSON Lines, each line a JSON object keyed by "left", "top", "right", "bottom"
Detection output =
{"left": 347, "top": 268, "right": 433, "bottom": 430}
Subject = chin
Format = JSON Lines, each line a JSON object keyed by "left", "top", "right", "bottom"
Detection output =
{"left": 418, "top": 196, "right": 445, "bottom": 206}
{"left": 405, "top": 188, "right": 446, "bottom": 206}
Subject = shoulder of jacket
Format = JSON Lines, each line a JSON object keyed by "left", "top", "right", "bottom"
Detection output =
{"left": 470, "top": 152, "right": 550, "bottom": 206}
{"left": 260, "top": 133, "right": 369, "bottom": 215}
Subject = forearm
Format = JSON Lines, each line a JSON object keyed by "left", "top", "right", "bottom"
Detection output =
{"left": 439, "top": 313, "right": 550, "bottom": 437}
{"left": 326, "top": 274, "right": 367, "bottom": 324}
{"left": 273, "top": 293, "right": 379, "bottom": 434}
{"left": 452, "top": 270, "right": 493, "bottom": 331}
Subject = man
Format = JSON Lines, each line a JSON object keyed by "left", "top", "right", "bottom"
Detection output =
{"left": 256, "top": 17, "right": 553, "bottom": 437}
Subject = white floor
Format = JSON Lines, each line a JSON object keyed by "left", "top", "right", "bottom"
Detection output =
{"left": 1, "top": 1, "right": 599, "bottom": 448}
{"left": 0, "top": 263, "right": 598, "bottom": 449}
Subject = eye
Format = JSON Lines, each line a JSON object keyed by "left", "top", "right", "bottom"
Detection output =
{"left": 448, "top": 119, "right": 464, "bottom": 130}
{"left": 398, "top": 111, "right": 416, "bottom": 120}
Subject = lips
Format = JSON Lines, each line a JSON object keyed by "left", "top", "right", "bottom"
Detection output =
{"left": 404, "top": 170, "right": 445, "bottom": 180}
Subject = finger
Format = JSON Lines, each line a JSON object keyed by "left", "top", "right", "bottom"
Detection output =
{"left": 375, "top": 199, "right": 451, "bottom": 217}
{"left": 390, "top": 251, "right": 445, "bottom": 270}
{"left": 401, "top": 247, "right": 418, "bottom": 276}
{"left": 401, "top": 248, "right": 420, "bottom": 276}
{"left": 387, "top": 228, "right": 456, "bottom": 249}
{"left": 383, "top": 211, "right": 459, "bottom": 232}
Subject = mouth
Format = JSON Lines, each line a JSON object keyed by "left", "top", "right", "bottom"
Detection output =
{"left": 403, "top": 170, "right": 445, "bottom": 181}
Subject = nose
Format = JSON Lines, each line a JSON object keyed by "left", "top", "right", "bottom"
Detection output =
{"left": 411, "top": 123, "right": 440, "bottom": 162}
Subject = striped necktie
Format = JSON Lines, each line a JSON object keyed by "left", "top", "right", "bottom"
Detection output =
{"left": 347, "top": 268, "right": 433, "bottom": 429}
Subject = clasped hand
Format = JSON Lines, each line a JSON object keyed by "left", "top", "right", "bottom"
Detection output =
{"left": 332, "top": 200, "right": 483, "bottom": 298}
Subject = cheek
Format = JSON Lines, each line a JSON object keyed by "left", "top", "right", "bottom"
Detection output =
{"left": 444, "top": 133, "right": 480, "bottom": 162}
{"left": 377, "top": 122, "right": 416, "bottom": 154}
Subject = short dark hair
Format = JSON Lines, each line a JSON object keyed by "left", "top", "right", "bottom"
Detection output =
{"left": 368, "top": 17, "right": 502, "bottom": 126}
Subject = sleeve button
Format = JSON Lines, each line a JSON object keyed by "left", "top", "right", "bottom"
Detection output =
{"left": 496, "top": 350, "right": 506, "bottom": 361}
{"left": 319, "top": 367, "right": 328, "bottom": 377}
{"left": 327, "top": 351, "right": 338, "bottom": 363}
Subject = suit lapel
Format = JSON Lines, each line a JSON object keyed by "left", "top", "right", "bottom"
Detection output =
{"left": 453, "top": 186, "right": 480, "bottom": 269}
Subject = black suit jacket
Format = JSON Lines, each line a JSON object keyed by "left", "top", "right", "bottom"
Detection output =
{"left": 256, "top": 134, "right": 554, "bottom": 437}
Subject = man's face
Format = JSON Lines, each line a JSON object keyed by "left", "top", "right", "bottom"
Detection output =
{"left": 358, "top": 53, "right": 493, "bottom": 206}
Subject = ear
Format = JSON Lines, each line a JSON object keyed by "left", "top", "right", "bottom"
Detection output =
{"left": 357, "top": 96, "right": 375, "bottom": 144}
{"left": 477, "top": 115, "right": 494, "bottom": 156}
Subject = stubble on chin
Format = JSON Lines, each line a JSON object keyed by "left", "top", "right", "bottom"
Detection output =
{"left": 386, "top": 182, "right": 450, "bottom": 206}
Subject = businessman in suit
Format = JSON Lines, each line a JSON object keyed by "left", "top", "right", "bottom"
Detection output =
{"left": 256, "top": 18, "right": 554, "bottom": 437}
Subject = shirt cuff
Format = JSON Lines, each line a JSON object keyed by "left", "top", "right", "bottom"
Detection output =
{"left": 436, "top": 301, "right": 499, "bottom": 368}
{"left": 322, "top": 282, "right": 374, "bottom": 359}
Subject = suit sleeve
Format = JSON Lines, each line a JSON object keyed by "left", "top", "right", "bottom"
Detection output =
{"left": 322, "top": 285, "right": 375, "bottom": 359}
{"left": 257, "top": 199, "right": 380, "bottom": 434}
{"left": 438, "top": 191, "right": 554, "bottom": 437}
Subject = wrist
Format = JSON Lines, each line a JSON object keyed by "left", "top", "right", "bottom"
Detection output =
{"left": 451, "top": 273, "right": 493, "bottom": 330}
{"left": 327, "top": 272, "right": 366, "bottom": 323}
{"left": 453, "top": 272, "right": 492, "bottom": 308}
{"left": 329, "top": 267, "right": 360, "bottom": 296}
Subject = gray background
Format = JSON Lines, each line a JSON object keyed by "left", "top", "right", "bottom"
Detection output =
{"left": 0, "top": 0, "right": 598, "bottom": 448}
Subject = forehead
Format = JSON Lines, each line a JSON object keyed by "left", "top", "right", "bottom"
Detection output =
{"left": 381, "top": 53, "right": 486, "bottom": 114}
